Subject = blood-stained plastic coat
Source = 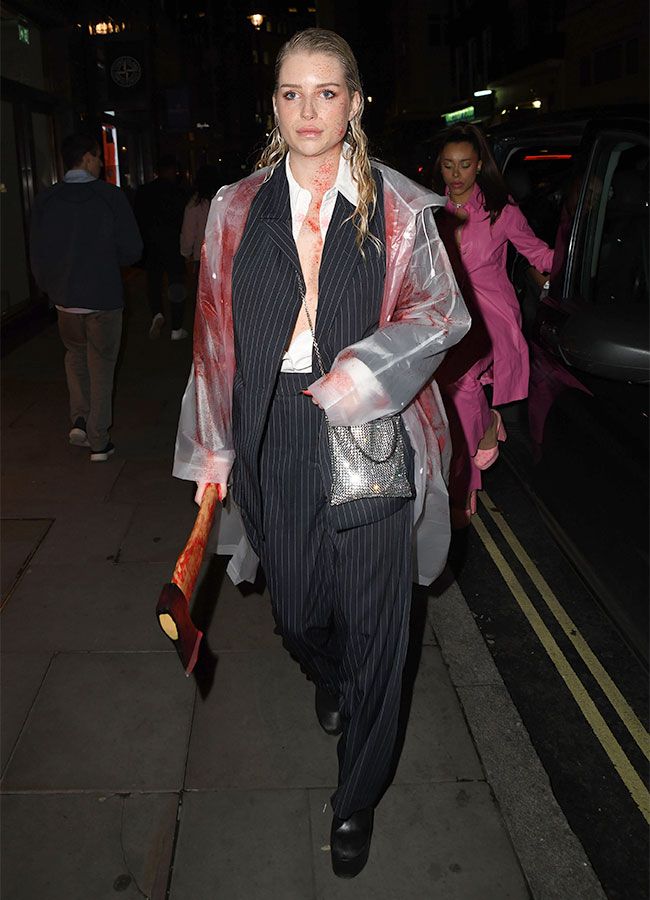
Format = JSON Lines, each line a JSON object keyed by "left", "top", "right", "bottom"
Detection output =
{"left": 173, "top": 163, "right": 471, "bottom": 585}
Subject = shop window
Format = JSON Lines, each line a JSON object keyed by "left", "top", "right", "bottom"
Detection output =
{"left": 0, "top": 101, "right": 30, "bottom": 317}
{"left": 31, "top": 112, "right": 56, "bottom": 191}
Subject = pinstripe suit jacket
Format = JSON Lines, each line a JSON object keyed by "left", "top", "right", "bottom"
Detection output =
{"left": 229, "top": 163, "right": 413, "bottom": 546}
{"left": 174, "top": 160, "right": 470, "bottom": 583}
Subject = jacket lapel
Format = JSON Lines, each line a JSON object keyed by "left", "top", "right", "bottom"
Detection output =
{"left": 314, "top": 192, "right": 360, "bottom": 343}
{"left": 259, "top": 165, "right": 301, "bottom": 275}
{"left": 256, "top": 165, "right": 384, "bottom": 349}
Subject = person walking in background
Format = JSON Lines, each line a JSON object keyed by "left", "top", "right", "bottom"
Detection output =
{"left": 432, "top": 124, "right": 554, "bottom": 527}
{"left": 135, "top": 155, "right": 189, "bottom": 341}
{"left": 173, "top": 28, "right": 468, "bottom": 877}
{"left": 29, "top": 132, "right": 142, "bottom": 462}
{"left": 180, "top": 165, "right": 222, "bottom": 272}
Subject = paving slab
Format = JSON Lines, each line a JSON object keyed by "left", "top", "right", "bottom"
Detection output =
{"left": 309, "top": 783, "right": 530, "bottom": 899}
{"left": 159, "top": 395, "right": 188, "bottom": 425}
{"left": 0, "top": 561, "right": 174, "bottom": 654}
{"left": 109, "top": 459, "right": 194, "bottom": 506}
{"left": 109, "top": 423, "right": 178, "bottom": 462}
{"left": 0, "top": 652, "right": 53, "bottom": 772}
{"left": 1, "top": 377, "right": 46, "bottom": 426}
{"left": 111, "top": 391, "right": 169, "bottom": 427}
{"left": 118, "top": 502, "right": 200, "bottom": 563}
{"left": 392, "top": 646, "right": 483, "bottom": 785}
{"left": 1, "top": 422, "right": 93, "bottom": 468}
{"left": 0, "top": 459, "right": 125, "bottom": 505}
{"left": 1, "top": 326, "right": 62, "bottom": 380}
{"left": 3, "top": 377, "right": 67, "bottom": 415}
{"left": 0, "top": 517, "right": 52, "bottom": 600}
{"left": 200, "top": 572, "right": 282, "bottom": 652}
{"left": 186, "top": 649, "right": 338, "bottom": 791}
{"left": 1, "top": 791, "right": 177, "bottom": 900}
{"left": 170, "top": 789, "right": 313, "bottom": 899}
{"left": 2, "top": 651, "right": 194, "bottom": 791}
{"left": 30, "top": 501, "right": 135, "bottom": 566}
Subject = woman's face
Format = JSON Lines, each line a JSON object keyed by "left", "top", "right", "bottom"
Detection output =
{"left": 274, "top": 51, "right": 360, "bottom": 163}
{"left": 440, "top": 141, "right": 482, "bottom": 199}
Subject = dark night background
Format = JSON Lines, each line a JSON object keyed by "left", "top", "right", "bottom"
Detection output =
{"left": 1, "top": 0, "right": 648, "bottom": 323}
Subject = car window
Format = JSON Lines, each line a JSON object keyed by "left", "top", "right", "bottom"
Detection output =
{"left": 576, "top": 137, "right": 649, "bottom": 305}
{"left": 502, "top": 147, "right": 577, "bottom": 245}
{"left": 503, "top": 147, "right": 576, "bottom": 196}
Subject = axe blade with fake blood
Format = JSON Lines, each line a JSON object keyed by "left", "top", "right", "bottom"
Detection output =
{"left": 156, "top": 483, "right": 221, "bottom": 675}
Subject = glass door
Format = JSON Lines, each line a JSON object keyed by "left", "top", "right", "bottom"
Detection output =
{"left": 1, "top": 101, "right": 30, "bottom": 317}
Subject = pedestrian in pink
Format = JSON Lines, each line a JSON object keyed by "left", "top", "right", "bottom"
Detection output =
{"left": 433, "top": 124, "right": 554, "bottom": 526}
{"left": 180, "top": 165, "right": 222, "bottom": 270}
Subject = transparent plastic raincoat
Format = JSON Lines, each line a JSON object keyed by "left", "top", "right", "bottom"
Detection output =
{"left": 173, "top": 163, "right": 470, "bottom": 585}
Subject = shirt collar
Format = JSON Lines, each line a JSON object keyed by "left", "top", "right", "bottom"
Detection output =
{"left": 63, "top": 168, "right": 98, "bottom": 183}
{"left": 285, "top": 144, "right": 358, "bottom": 207}
{"left": 445, "top": 181, "right": 483, "bottom": 211}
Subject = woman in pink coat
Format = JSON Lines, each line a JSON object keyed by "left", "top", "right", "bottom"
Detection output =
{"left": 433, "top": 124, "right": 554, "bottom": 526}
{"left": 180, "top": 165, "right": 221, "bottom": 267}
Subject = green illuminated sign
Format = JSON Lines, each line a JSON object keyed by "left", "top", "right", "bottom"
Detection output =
{"left": 18, "top": 24, "right": 30, "bottom": 44}
{"left": 443, "top": 105, "right": 475, "bottom": 125}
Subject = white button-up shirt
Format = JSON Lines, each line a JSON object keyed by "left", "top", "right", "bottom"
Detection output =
{"left": 285, "top": 146, "right": 359, "bottom": 241}
{"left": 281, "top": 148, "right": 358, "bottom": 373}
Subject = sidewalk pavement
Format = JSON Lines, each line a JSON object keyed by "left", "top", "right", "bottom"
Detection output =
{"left": 1, "top": 272, "right": 605, "bottom": 899}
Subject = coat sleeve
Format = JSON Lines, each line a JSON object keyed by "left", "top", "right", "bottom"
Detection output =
{"left": 502, "top": 203, "right": 554, "bottom": 272}
{"left": 308, "top": 207, "right": 471, "bottom": 426}
{"left": 173, "top": 191, "right": 236, "bottom": 486}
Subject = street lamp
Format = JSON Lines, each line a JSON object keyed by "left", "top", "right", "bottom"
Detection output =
{"left": 247, "top": 13, "right": 267, "bottom": 136}
{"left": 247, "top": 13, "right": 265, "bottom": 29}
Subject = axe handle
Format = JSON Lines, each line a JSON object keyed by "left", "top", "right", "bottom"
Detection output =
{"left": 171, "top": 483, "right": 220, "bottom": 600}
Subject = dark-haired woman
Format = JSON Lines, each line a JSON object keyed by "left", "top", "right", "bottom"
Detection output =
{"left": 433, "top": 124, "right": 554, "bottom": 525}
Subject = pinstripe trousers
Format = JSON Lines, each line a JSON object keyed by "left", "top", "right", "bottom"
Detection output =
{"left": 257, "top": 372, "right": 413, "bottom": 818}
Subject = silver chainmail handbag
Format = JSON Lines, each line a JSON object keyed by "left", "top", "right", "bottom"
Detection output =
{"left": 298, "top": 284, "right": 412, "bottom": 506}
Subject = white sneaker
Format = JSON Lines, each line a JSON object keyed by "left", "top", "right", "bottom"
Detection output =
{"left": 69, "top": 417, "right": 90, "bottom": 447}
{"left": 149, "top": 313, "right": 165, "bottom": 339}
{"left": 171, "top": 328, "right": 189, "bottom": 341}
{"left": 90, "top": 442, "right": 115, "bottom": 462}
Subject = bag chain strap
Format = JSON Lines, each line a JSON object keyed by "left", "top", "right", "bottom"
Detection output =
{"left": 296, "top": 275, "right": 399, "bottom": 465}
{"left": 296, "top": 276, "right": 326, "bottom": 379}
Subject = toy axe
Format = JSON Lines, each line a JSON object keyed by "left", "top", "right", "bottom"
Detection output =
{"left": 156, "top": 483, "right": 221, "bottom": 675}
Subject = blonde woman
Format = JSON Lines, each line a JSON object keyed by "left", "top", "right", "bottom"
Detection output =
{"left": 174, "top": 28, "right": 469, "bottom": 877}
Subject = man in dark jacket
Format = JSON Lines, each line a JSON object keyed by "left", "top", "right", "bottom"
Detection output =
{"left": 30, "top": 133, "right": 142, "bottom": 461}
{"left": 134, "top": 156, "right": 188, "bottom": 340}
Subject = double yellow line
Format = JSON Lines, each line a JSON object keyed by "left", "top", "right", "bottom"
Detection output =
{"left": 472, "top": 490, "right": 650, "bottom": 824}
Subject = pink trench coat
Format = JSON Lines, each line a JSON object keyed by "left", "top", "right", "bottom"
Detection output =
{"left": 173, "top": 164, "right": 471, "bottom": 585}
{"left": 436, "top": 185, "right": 554, "bottom": 504}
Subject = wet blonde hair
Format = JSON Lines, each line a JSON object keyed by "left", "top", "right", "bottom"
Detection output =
{"left": 257, "top": 28, "right": 380, "bottom": 253}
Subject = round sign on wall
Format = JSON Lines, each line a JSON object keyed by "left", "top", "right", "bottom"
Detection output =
{"left": 110, "top": 56, "right": 142, "bottom": 88}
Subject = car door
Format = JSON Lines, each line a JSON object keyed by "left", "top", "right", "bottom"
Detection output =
{"left": 528, "top": 120, "right": 649, "bottom": 658}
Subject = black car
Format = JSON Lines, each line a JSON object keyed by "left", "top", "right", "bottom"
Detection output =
{"left": 498, "top": 112, "right": 649, "bottom": 660}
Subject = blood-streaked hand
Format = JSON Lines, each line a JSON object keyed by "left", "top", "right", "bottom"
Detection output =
{"left": 301, "top": 389, "right": 324, "bottom": 409}
{"left": 308, "top": 358, "right": 388, "bottom": 425}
